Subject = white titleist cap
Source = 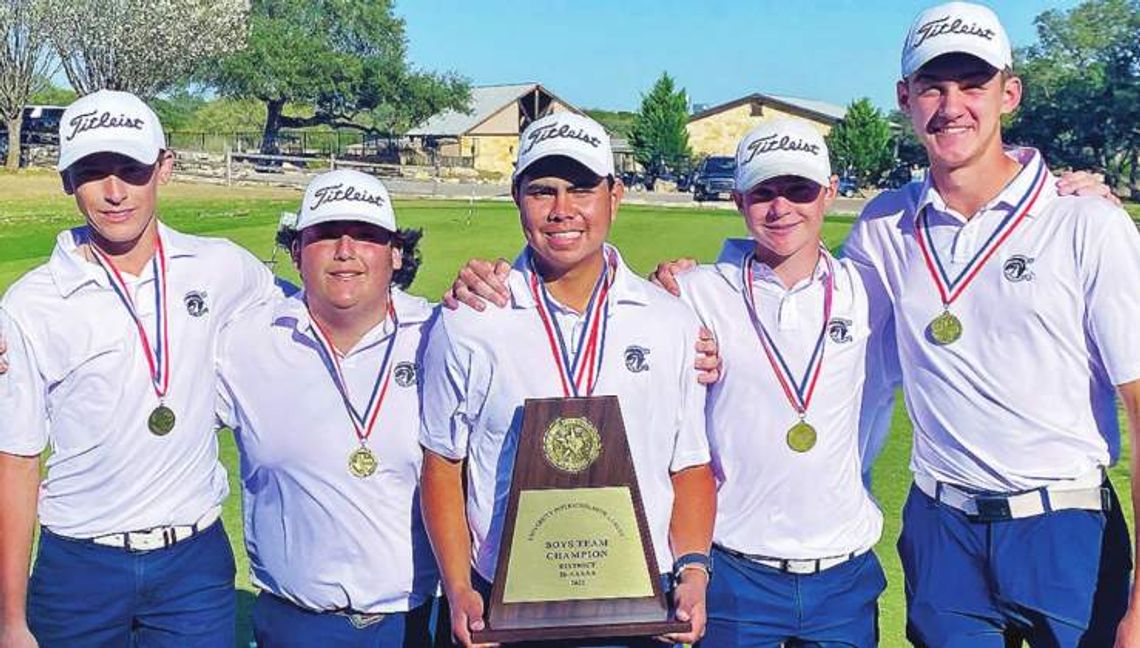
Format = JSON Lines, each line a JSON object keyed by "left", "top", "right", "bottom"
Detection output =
{"left": 514, "top": 112, "right": 614, "bottom": 182}
{"left": 57, "top": 90, "right": 166, "bottom": 171}
{"left": 297, "top": 169, "right": 396, "bottom": 232}
{"left": 901, "top": 2, "right": 1012, "bottom": 78}
{"left": 734, "top": 119, "right": 831, "bottom": 192}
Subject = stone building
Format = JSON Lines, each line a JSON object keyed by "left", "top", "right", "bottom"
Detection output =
{"left": 687, "top": 93, "right": 846, "bottom": 157}
{"left": 407, "top": 83, "right": 582, "bottom": 179}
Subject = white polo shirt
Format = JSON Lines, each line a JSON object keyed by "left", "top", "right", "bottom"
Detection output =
{"left": 845, "top": 148, "right": 1140, "bottom": 492}
{"left": 0, "top": 223, "right": 277, "bottom": 537}
{"left": 216, "top": 288, "right": 438, "bottom": 614}
{"left": 419, "top": 246, "right": 711, "bottom": 581}
{"left": 676, "top": 240, "right": 897, "bottom": 559}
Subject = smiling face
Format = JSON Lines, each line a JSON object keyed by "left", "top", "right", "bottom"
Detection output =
{"left": 734, "top": 174, "right": 836, "bottom": 268}
{"left": 294, "top": 221, "right": 401, "bottom": 320}
{"left": 513, "top": 156, "right": 623, "bottom": 279}
{"left": 63, "top": 150, "right": 173, "bottom": 255}
{"left": 897, "top": 52, "right": 1021, "bottom": 173}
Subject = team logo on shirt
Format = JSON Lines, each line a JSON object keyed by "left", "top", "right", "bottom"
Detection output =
{"left": 394, "top": 361, "right": 418, "bottom": 387}
{"left": 1002, "top": 255, "right": 1035, "bottom": 282}
{"left": 183, "top": 291, "right": 208, "bottom": 317}
{"left": 827, "top": 318, "right": 853, "bottom": 344}
{"left": 624, "top": 345, "right": 650, "bottom": 373}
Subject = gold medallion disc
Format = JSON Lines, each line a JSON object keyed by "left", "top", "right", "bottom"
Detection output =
{"left": 929, "top": 311, "right": 963, "bottom": 345}
{"left": 542, "top": 416, "right": 603, "bottom": 474}
{"left": 786, "top": 421, "right": 817, "bottom": 453}
{"left": 148, "top": 405, "right": 176, "bottom": 436}
{"left": 348, "top": 446, "right": 378, "bottom": 478}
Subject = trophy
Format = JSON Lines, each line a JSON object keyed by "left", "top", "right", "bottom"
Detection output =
{"left": 471, "top": 395, "right": 689, "bottom": 643}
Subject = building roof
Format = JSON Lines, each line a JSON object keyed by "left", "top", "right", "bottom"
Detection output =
{"left": 408, "top": 83, "right": 579, "bottom": 137}
{"left": 689, "top": 93, "right": 847, "bottom": 125}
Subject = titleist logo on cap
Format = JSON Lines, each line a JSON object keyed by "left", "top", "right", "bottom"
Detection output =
{"left": 743, "top": 134, "right": 820, "bottom": 165}
{"left": 65, "top": 110, "right": 146, "bottom": 142}
{"left": 310, "top": 183, "right": 386, "bottom": 210}
{"left": 521, "top": 122, "right": 601, "bottom": 155}
{"left": 912, "top": 15, "right": 996, "bottom": 49}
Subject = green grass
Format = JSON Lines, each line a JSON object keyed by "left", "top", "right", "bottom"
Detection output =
{"left": 1, "top": 177, "right": 1133, "bottom": 648}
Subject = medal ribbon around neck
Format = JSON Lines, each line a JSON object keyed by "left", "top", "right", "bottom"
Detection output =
{"left": 308, "top": 299, "right": 398, "bottom": 447}
{"left": 529, "top": 249, "right": 616, "bottom": 398}
{"left": 741, "top": 246, "right": 835, "bottom": 420}
{"left": 915, "top": 156, "right": 1048, "bottom": 308}
{"left": 90, "top": 234, "right": 170, "bottom": 403}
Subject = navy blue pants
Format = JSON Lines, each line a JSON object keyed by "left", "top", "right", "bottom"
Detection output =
{"left": 899, "top": 482, "right": 1131, "bottom": 648}
{"left": 28, "top": 522, "right": 236, "bottom": 648}
{"left": 252, "top": 592, "right": 436, "bottom": 647}
{"left": 699, "top": 546, "right": 886, "bottom": 647}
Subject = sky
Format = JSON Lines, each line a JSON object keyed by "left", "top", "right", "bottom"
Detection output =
{"left": 400, "top": 0, "right": 1081, "bottom": 115}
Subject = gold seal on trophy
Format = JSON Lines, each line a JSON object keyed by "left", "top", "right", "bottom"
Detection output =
{"left": 542, "top": 416, "right": 602, "bottom": 474}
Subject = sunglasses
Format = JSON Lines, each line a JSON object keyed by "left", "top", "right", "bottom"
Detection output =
{"left": 746, "top": 181, "right": 823, "bottom": 204}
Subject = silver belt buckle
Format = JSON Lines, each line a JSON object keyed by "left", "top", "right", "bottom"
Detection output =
{"left": 345, "top": 612, "right": 386, "bottom": 629}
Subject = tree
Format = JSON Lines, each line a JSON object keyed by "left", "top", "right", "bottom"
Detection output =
{"left": 1006, "top": 0, "right": 1139, "bottom": 197}
{"left": 210, "top": 0, "right": 469, "bottom": 154}
{"left": 826, "top": 98, "right": 893, "bottom": 189}
{"left": 0, "top": 0, "right": 54, "bottom": 169}
{"left": 889, "top": 109, "right": 927, "bottom": 171}
{"left": 585, "top": 109, "right": 636, "bottom": 138}
{"left": 42, "top": 0, "right": 249, "bottom": 98}
{"left": 629, "top": 72, "right": 692, "bottom": 182}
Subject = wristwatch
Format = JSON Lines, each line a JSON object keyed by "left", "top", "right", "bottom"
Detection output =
{"left": 672, "top": 552, "right": 712, "bottom": 584}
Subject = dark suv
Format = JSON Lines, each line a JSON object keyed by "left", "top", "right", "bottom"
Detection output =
{"left": 691, "top": 156, "right": 736, "bottom": 201}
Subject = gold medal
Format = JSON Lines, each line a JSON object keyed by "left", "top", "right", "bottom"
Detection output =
{"left": 348, "top": 446, "right": 378, "bottom": 478}
{"left": 786, "top": 421, "right": 817, "bottom": 453}
{"left": 148, "top": 405, "right": 176, "bottom": 436}
{"left": 929, "top": 311, "right": 962, "bottom": 345}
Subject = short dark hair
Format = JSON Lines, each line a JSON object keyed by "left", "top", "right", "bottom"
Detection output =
{"left": 280, "top": 225, "right": 423, "bottom": 290}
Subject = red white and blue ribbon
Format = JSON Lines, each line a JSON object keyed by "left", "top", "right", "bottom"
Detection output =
{"left": 90, "top": 235, "right": 170, "bottom": 403}
{"left": 741, "top": 247, "right": 834, "bottom": 419}
{"left": 308, "top": 299, "right": 398, "bottom": 446}
{"left": 915, "top": 155, "right": 1048, "bottom": 308}
{"left": 529, "top": 249, "right": 616, "bottom": 398}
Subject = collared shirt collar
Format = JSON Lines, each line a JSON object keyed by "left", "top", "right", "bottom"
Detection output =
{"left": 714, "top": 237, "right": 836, "bottom": 293}
{"left": 507, "top": 243, "right": 650, "bottom": 311}
{"left": 49, "top": 221, "right": 198, "bottom": 298}
{"left": 914, "top": 147, "right": 1054, "bottom": 224}
{"left": 273, "top": 286, "right": 434, "bottom": 351}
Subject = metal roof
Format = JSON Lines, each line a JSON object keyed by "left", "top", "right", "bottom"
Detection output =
{"left": 407, "top": 83, "right": 539, "bottom": 137}
{"left": 689, "top": 93, "right": 847, "bottom": 125}
{"left": 766, "top": 95, "right": 847, "bottom": 122}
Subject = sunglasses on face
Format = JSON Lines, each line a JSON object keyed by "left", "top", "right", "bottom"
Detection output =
{"left": 747, "top": 181, "right": 823, "bottom": 204}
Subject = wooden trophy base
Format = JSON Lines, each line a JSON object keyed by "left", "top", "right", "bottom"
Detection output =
{"left": 473, "top": 617, "right": 691, "bottom": 644}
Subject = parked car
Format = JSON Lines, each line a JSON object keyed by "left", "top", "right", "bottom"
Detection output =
{"left": 838, "top": 175, "right": 859, "bottom": 197}
{"left": 691, "top": 156, "right": 736, "bottom": 202}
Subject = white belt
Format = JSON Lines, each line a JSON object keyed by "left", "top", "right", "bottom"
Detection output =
{"left": 914, "top": 472, "right": 1109, "bottom": 521}
{"left": 89, "top": 507, "right": 222, "bottom": 552}
{"left": 717, "top": 544, "right": 869, "bottom": 576}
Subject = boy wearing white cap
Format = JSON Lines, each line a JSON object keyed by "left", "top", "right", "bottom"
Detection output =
{"left": 215, "top": 169, "right": 440, "bottom": 646}
{"left": 844, "top": 2, "right": 1140, "bottom": 646}
{"left": 445, "top": 118, "right": 898, "bottom": 645}
{"left": 419, "top": 112, "right": 716, "bottom": 647}
{"left": 0, "top": 90, "right": 278, "bottom": 647}
{"left": 666, "top": 118, "right": 897, "bottom": 647}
